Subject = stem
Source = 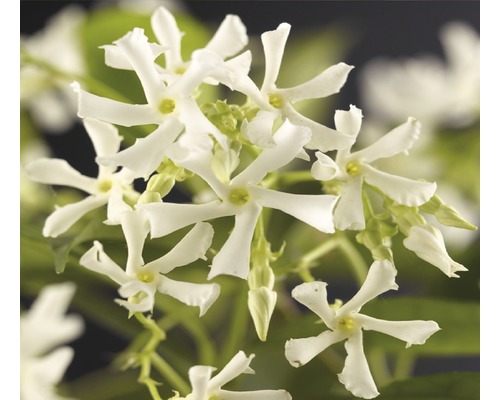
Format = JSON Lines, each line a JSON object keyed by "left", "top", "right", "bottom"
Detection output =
{"left": 393, "top": 352, "right": 416, "bottom": 380}
{"left": 151, "top": 353, "right": 191, "bottom": 396}
{"left": 335, "top": 233, "right": 369, "bottom": 285}
{"left": 294, "top": 237, "right": 339, "bottom": 281}
{"left": 221, "top": 281, "right": 249, "bottom": 363}
{"left": 367, "top": 347, "right": 392, "bottom": 388}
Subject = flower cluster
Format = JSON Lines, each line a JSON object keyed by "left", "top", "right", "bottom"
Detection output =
{"left": 22, "top": 5, "right": 477, "bottom": 400}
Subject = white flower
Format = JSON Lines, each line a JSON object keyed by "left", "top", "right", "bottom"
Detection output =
{"left": 360, "top": 22, "right": 479, "bottom": 136}
{"left": 173, "top": 351, "right": 291, "bottom": 400}
{"left": 312, "top": 105, "right": 436, "bottom": 231}
{"left": 284, "top": 260, "right": 440, "bottom": 399}
{"left": 403, "top": 223, "right": 468, "bottom": 278}
{"left": 232, "top": 22, "right": 355, "bottom": 151}
{"left": 139, "top": 121, "right": 338, "bottom": 280}
{"left": 79, "top": 210, "right": 219, "bottom": 315}
{"left": 21, "top": 282, "right": 84, "bottom": 400}
{"left": 24, "top": 118, "right": 139, "bottom": 237}
{"left": 73, "top": 27, "right": 229, "bottom": 168}
{"left": 20, "top": 5, "right": 86, "bottom": 133}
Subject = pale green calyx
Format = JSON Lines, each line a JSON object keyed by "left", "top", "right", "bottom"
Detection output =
{"left": 158, "top": 98, "right": 176, "bottom": 115}
{"left": 228, "top": 187, "right": 251, "bottom": 205}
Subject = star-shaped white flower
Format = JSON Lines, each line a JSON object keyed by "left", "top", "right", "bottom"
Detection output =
{"left": 172, "top": 351, "right": 291, "bottom": 400}
{"left": 231, "top": 22, "right": 355, "bottom": 151}
{"left": 21, "top": 282, "right": 84, "bottom": 400}
{"left": 73, "top": 27, "right": 229, "bottom": 168}
{"left": 79, "top": 209, "right": 219, "bottom": 315}
{"left": 139, "top": 120, "right": 338, "bottom": 280}
{"left": 284, "top": 260, "right": 440, "bottom": 399}
{"left": 312, "top": 105, "right": 437, "bottom": 231}
{"left": 25, "top": 118, "right": 139, "bottom": 237}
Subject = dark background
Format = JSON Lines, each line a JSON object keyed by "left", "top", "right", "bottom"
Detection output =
{"left": 20, "top": 0, "right": 480, "bottom": 383}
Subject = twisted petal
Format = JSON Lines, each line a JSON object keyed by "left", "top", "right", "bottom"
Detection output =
{"left": 105, "top": 186, "right": 133, "bottom": 225}
{"left": 334, "top": 104, "right": 363, "bottom": 139}
{"left": 241, "top": 109, "right": 278, "bottom": 148}
{"left": 363, "top": 164, "right": 436, "bottom": 206}
{"left": 25, "top": 158, "right": 96, "bottom": 193}
{"left": 72, "top": 82, "right": 161, "bottom": 126}
{"left": 43, "top": 195, "right": 108, "bottom": 237}
{"left": 139, "top": 201, "right": 233, "bottom": 238}
{"left": 338, "top": 330, "right": 379, "bottom": 399}
{"left": 311, "top": 151, "right": 341, "bottom": 181}
{"left": 157, "top": 276, "right": 220, "bottom": 316}
{"left": 354, "top": 117, "right": 421, "bottom": 163}
{"left": 120, "top": 210, "right": 149, "bottom": 274}
{"left": 233, "top": 120, "right": 312, "bottom": 185}
{"left": 252, "top": 186, "right": 337, "bottom": 233}
{"left": 83, "top": 118, "right": 122, "bottom": 159}
{"left": 189, "top": 365, "right": 215, "bottom": 400}
{"left": 116, "top": 280, "right": 155, "bottom": 313}
{"left": 285, "top": 330, "right": 342, "bottom": 367}
{"left": 79, "top": 241, "right": 128, "bottom": 285}
{"left": 151, "top": 6, "right": 184, "bottom": 67}
{"left": 261, "top": 23, "right": 290, "bottom": 92}
{"left": 205, "top": 14, "right": 248, "bottom": 59}
{"left": 218, "top": 389, "right": 292, "bottom": 400}
{"left": 291, "top": 281, "right": 336, "bottom": 327}
{"left": 333, "top": 176, "right": 365, "bottom": 231}
{"left": 403, "top": 224, "right": 468, "bottom": 277}
{"left": 208, "top": 203, "right": 262, "bottom": 280}
{"left": 357, "top": 314, "right": 441, "bottom": 347}
{"left": 281, "top": 62, "right": 354, "bottom": 103}
{"left": 97, "top": 118, "right": 184, "bottom": 180}
{"left": 146, "top": 222, "right": 214, "bottom": 274}
{"left": 341, "top": 260, "right": 398, "bottom": 315}
{"left": 208, "top": 351, "right": 255, "bottom": 392}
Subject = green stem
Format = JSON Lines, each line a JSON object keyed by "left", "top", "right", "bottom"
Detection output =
{"left": 294, "top": 237, "right": 339, "bottom": 282}
{"left": 151, "top": 353, "right": 191, "bottom": 397}
{"left": 336, "top": 233, "right": 369, "bottom": 285}
{"left": 367, "top": 347, "right": 392, "bottom": 388}
{"left": 393, "top": 352, "right": 416, "bottom": 380}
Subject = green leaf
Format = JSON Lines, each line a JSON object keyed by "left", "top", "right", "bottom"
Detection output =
{"left": 362, "top": 297, "right": 479, "bottom": 355}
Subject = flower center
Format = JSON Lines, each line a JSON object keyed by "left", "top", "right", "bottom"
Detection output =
{"left": 268, "top": 93, "right": 284, "bottom": 109}
{"left": 97, "top": 179, "right": 113, "bottom": 193}
{"left": 228, "top": 187, "right": 251, "bottom": 205}
{"left": 137, "top": 270, "right": 155, "bottom": 283}
{"left": 345, "top": 161, "right": 362, "bottom": 176}
{"left": 158, "top": 98, "right": 176, "bottom": 115}
{"left": 337, "top": 317, "right": 356, "bottom": 333}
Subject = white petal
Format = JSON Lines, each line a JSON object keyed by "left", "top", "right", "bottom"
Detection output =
{"left": 363, "top": 164, "right": 437, "bottom": 206}
{"left": 281, "top": 63, "right": 354, "bottom": 103}
{"left": 285, "top": 106, "right": 356, "bottom": 151}
{"left": 72, "top": 82, "right": 161, "bottom": 126}
{"left": 208, "top": 351, "right": 255, "bottom": 392}
{"left": 120, "top": 210, "right": 149, "bottom": 274}
{"left": 102, "top": 44, "right": 133, "bottom": 70}
{"left": 334, "top": 104, "right": 363, "bottom": 138}
{"left": 354, "top": 117, "right": 421, "bottom": 163}
{"left": 151, "top": 6, "right": 184, "bottom": 67}
{"left": 233, "top": 120, "right": 311, "bottom": 185}
{"left": 251, "top": 186, "right": 337, "bottom": 233}
{"left": 83, "top": 118, "right": 122, "bottom": 159}
{"left": 97, "top": 118, "right": 184, "bottom": 180}
{"left": 208, "top": 203, "right": 262, "bottom": 280}
{"left": 189, "top": 365, "right": 214, "bottom": 400}
{"left": 341, "top": 260, "right": 398, "bottom": 315}
{"left": 79, "top": 241, "right": 128, "bottom": 285}
{"left": 114, "top": 28, "right": 168, "bottom": 106}
{"left": 241, "top": 110, "right": 278, "bottom": 148}
{"left": 105, "top": 186, "right": 133, "bottom": 225}
{"left": 311, "top": 152, "right": 340, "bottom": 181}
{"left": 116, "top": 280, "right": 155, "bottom": 312}
{"left": 43, "top": 195, "right": 108, "bottom": 237}
{"left": 403, "top": 225, "right": 468, "bottom": 277}
{"left": 285, "top": 330, "right": 342, "bottom": 367}
{"left": 29, "top": 347, "right": 74, "bottom": 385}
{"left": 157, "top": 276, "right": 220, "bottom": 316}
{"left": 357, "top": 314, "right": 441, "bottom": 347}
{"left": 333, "top": 176, "right": 365, "bottom": 231}
{"left": 338, "top": 330, "right": 379, "bottom": 399}
{"left": 139, "top": 201, "right": 233, "bottom": 238}
{"left": 146, "top": 222, "right": 214, "bottom": 274}
{"left": 261, "top": 23, "right": 291, "bottom": 92}
{"left": 218, "top": 389, "right": 292, "bottom": 400}
{"left": 25, "top": 158, "right": 96, "bottom": 193}
{"left": 205, "top": 14, "right": 248, "bottom": 59}
{"left": 291, "top": 281, "right": 336, "bottom": 327}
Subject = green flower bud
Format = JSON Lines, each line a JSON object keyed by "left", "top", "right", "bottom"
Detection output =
{"left": 248, "top": 287, "right": 277, "bottom": 341}
{"left": 420, "top": 195, "right": 477, "bottom": 230}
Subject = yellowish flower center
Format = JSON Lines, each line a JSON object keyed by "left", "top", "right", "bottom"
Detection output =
{"left": 137, "top": 270, "right": 155, "bottom": 283}
{"left": 97, "top": 179, "right": 113, "bottom": 193}
{"left": 228, "top": 188, "right": 251, "bottom": 206}
{"left": 175, "top": 66, "right": 186, "bottom": 75}
{"left": 345, "top": 161, "right": 362, "bottom": 176}
{"left": 158, "top": 98, "right": 176, "bottom": 115}
{"left": 338, "top": 317, "right": 356, "bottom": 333}
{"left": 268, "top": 93, "right": 284, "bottom": 109}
